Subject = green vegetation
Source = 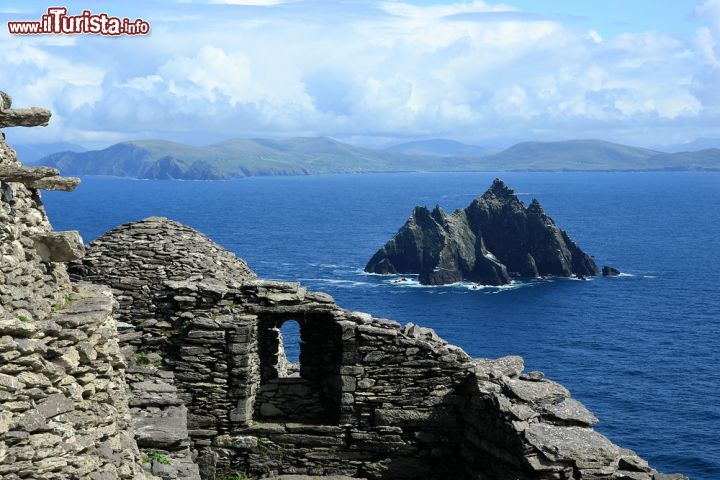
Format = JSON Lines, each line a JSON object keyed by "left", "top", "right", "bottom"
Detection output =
{"left": 484, "top": 139, "right": 659, "bottom": 170}
{"left": 181, "top": 318, "right": 192, "bottom": 332}
{"left": 135, "top": 351, "right": 150, "bottom": 366}
{"left": 52, "top": 296, "right": 74, "bottom": 312}
{"left": 17, "top": 315, "right": 30, "bottom": 322}
{"left": 142, "top": 449, "right": 171, "bottom": 465}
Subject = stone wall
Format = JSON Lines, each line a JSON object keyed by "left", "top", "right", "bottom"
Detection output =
{"left": 0, "top": 93, "right": 148, "bottom": 479}
{"left": 0, "top": 133, "right": 72, "bottom": 323}
{"left": 0, "top": 284, "right": 147, "bottom": 479}
{"left": 70, "top": 216, "right": 686, "bottom": 480}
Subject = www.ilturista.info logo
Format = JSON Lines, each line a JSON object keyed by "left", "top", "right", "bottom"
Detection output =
{"left": 7, "top": 7, "right": 150, "bottom": 36}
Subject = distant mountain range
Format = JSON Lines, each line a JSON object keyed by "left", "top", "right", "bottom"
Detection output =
{"left": 663, "top": 137, "right": 720, "bottom": 153}
{"left": 12, "top": 142, "right": 86, "bottom": 163}
{"left": 386, "top": 138, "right": 495, "bottom": 157}
{"left": 28, "top": 137, "right": 720, "bottom": 180}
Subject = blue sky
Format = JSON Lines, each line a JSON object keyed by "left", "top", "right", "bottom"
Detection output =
{"left": 1, "top": 0, "right": 719, "bottom": 148}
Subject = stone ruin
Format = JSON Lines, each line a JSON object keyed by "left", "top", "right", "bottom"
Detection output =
{"left": 0, "top": 92, "right": 148, "bottom": 479}
{"left": 0, "top": 93, "right": 687, "bottom": 480}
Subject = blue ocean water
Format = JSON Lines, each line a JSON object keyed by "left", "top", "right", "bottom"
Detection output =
{"left": 45, "top": 172, "right": 720, "bottom": 479}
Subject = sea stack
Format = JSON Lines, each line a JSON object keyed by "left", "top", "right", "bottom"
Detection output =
{"left": 365, "top": 179, "right": 599, "bottom": 285}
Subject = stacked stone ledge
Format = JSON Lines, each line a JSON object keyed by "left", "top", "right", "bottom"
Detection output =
{"left": 70, "top": 216, "right": 687, "bottom": 480}
{"left": 1, "top": 92, "right": 148, "bottom": 479}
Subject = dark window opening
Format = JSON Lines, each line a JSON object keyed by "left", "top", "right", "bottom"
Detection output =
{"left": 254, "top": 315, "right": 342, "bottom": 425}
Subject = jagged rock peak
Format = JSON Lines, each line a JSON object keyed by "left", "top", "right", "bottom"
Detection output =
{"left": 486, "top": 177, "right": 515, "bottom": 197}
{"left": 527, "top": 198, "right": 545, "bottom": 214}
{"left": 365, "top": 179, "right": 599, "bottom": 285}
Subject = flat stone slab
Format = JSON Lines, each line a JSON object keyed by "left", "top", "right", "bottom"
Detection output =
{"left": 0, "top": 165, "right": 59, "bottom": 182}
{"left": 474, "top": 356, "right": 524, "bottom": 379}
{"left": 30, "top": 176, "right": 81, "bottom": 191}
{"left": 525, "top": 423, "right": 620, "bottom": 466}
{"left": 541, "top": 398, "right": 598, "bottom": 426}
{"left": 134, "top": 405, "right": 189, "bottom": 449}
{"left": 506, "top": 378, "right": 570, "bottom": 404}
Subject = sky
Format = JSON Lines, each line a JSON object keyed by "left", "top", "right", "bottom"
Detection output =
{"left": 1, "top": 0, "right": 718, "bottom": 149}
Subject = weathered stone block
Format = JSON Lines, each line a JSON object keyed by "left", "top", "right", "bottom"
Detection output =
{"left": 32, "top": 231, "right": 84, "bottom": 263}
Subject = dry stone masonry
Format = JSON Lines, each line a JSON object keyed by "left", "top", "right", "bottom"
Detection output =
{"left": 2, "top": 92, "right": 687, "bottom": 480}
{"left": 1, "top": 92, "right": 148, "bottom": 479}
{"left": 70, "top": 216, "right": 686, "bottom": 480}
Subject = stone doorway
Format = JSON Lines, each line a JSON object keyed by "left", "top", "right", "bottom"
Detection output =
{"left": 254, "top": 314, "right": 342, "bottom": 424}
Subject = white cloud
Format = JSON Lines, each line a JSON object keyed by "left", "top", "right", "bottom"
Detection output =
{"left": 211, "top": 0, "right": 288, "bottom": 4}
{"left": 1, "top": 0, "right": 718, "bottom": 147}
{"left": 587, "top": 30, "right": 603, "bottom": 44}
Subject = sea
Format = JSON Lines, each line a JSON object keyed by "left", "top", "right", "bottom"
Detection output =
{"left": 44, "top": 171, "right": 720, "bottom": 479}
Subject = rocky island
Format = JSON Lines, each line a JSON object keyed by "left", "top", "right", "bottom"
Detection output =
{"left": 365, "top": 179, "right": 599, "bottom": 285}
{"left": 0, "top": 93, "right": 685, "bottom": 479}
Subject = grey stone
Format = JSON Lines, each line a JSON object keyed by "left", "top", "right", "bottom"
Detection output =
{"left": 525, "top": 423, "right": 620, "bottom": 465}
{"left": 29, "top": 176, "right": 81, "bottom": 192}
{"left": 542, "top": 398, "right": 598, "bottom": 426}
{"left": 506, "top": 378, "right": 570, "bottom": 404}
{"left": 0, "top": 91, "right": 52, "bottom": 128}
{"left": 134, "top": 406, "right": 189, "bottom": 448}
{"left": 36, "top": 393, "right": 74, "bottom": 419}
{"left": 32, "top": 231, "right": 85, "bottom": 262}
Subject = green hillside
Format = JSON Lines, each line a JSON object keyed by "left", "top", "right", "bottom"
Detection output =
{"left": 644, "top": 149, "right": 720, "bottom": 170}
{"left": 33, "top": 137, "right": 720, "bottom": 179}
{"left": 483, "top": 139, "right": 660, "bottom": 170}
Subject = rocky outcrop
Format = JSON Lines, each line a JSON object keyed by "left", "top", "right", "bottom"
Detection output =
{"left": 603, "top": 266, "right": 621, "bottom": 276}
{"left": 365, "top": 179, "right": 599, "bottom": 285}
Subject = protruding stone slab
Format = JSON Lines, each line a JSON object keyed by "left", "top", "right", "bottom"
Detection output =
{"left": 32, "top": 231, "right": 85, "bottom": 262}
{"left": 0, "top": 165, "right": 59, "bottom": 182}
{"left": 0, "top": 91, "right": 52, "bottom": 128}
{"left": 29, "top": 176, "right": 81, "bottom": 191}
